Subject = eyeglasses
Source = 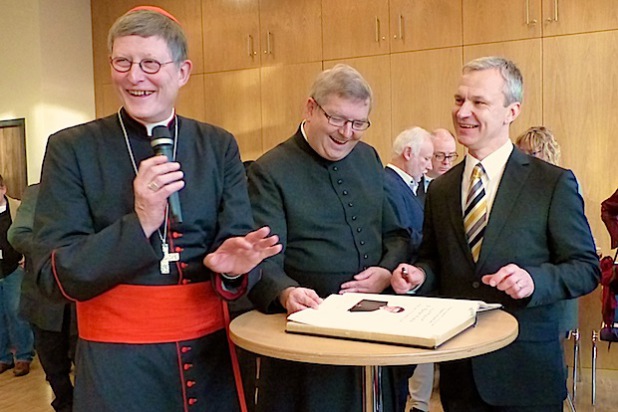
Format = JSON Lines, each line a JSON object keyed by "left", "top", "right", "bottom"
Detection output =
{"left": 110, "top": 57, "right": 175, "bottom": 75}
{"left": 434, "top": 152, "right": 459, "bottom": 162}
{"left": 314, "top": 101, "right": 371, "bottom": 131}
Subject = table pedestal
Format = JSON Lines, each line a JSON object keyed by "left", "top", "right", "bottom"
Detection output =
{"left": 363, "top": 365, "right": 383, "bottom": 412}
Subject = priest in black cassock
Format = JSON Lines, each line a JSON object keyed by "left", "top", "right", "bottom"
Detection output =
{"left": 32, "top": 7, "right": 281, "bottom": 412}
{"left": 247, "top": 64, "right": 410, "bottom": 412}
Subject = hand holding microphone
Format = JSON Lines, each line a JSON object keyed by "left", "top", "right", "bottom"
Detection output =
{"left": 150, "top": 125, "right": 183, "bottom": 223}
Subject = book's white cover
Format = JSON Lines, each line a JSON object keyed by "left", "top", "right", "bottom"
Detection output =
{"left": 286, "top": 293, "right": 500, "bottom": 348}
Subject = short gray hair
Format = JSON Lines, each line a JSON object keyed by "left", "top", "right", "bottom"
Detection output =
{"left": 463, "top": 56, "right": 523, "bottom": 106}
{"left": 310, "top": 64, "right": 373, "bottom": 112}
{"left": 392, "top": 127, "right": 432, "bottom": 157}
{"left": 108, "top": 9, "right": 188, "bottom": 63}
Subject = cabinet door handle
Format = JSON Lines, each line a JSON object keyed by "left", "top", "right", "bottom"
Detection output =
{"left": 554, "top": 0, "right": 559, "bottom": 22}
{"left": 525, "top": 0, "right": 537, "bottom": 25}
{"left": 546, "top": 0, "right": 559, "bottom": 22}
{"left": 375, "top": 17, "right": 380, "bottom": 42}
{"left": 248, "top": 34, "right": 256, "bottom": 57}
{"left": 393, "top": 14, "right": 403, "bottom": 39}
{"left": 264, "top": 31, "right": 272, "bottom": 55}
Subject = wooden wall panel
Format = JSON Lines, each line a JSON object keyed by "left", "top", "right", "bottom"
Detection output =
{"left": 390, "top": 47, "right": 462, "bottom": 138}
{"left": 202, "top": 69, "right": 262, "bottom": 161}
{"left": 260, "top": 63, "right": 323, "bottom": 153}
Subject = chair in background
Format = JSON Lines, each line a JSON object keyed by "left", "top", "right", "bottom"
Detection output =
{"left": 565, "top": 327, "right": 580, "bottom": 411}
{"left": 591, "top": 254, "right": 618, "bottom": 405}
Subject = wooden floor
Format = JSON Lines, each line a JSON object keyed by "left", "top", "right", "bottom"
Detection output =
{"left": 1, "top": 357, "right": 617, "bottom": 412}
{"left": 425, "top": 366, "right": 618, "bottom": 412}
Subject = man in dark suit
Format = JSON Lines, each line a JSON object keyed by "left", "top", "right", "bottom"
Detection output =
{"left": 384, "top": 126, "right": 433, "bottom": 262}
{"left": 391, "top": 56, "right": 600, "bottom": 411}
{"left": 8, "top": 184, "right": 77, "bottom": 412}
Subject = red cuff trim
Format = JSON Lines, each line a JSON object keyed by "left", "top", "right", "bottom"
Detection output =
{"left": 51, "top": 250, "right": 77, "bottom": 302}
{"left": 213, "top": 274, "right": 248, "bottom": 301}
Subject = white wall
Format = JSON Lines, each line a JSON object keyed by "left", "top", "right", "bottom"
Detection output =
{"left": 0, "top": 0, "right": 95, "bottom": 183}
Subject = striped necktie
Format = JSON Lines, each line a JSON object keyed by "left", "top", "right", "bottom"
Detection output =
{"left": 464, "top": 163, "right": 487, "bottom": 262}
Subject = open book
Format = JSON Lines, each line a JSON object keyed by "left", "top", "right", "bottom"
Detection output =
{"left": 286, "top": 293, "right": 501, "bottom": 348}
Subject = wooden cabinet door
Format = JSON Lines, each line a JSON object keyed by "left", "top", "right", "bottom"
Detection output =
{"left": 391, "top": 47, "right": 462, "bottom": 140}
{"left": 322, "top": 0, "right": 390, "bottom": 60}
{"left": 176, "top": 75, "right": 207, "bottom": 123}
{"left": 390, "top": 0, "right": 462, "bottom": 53}
{"left": 544, "top": 33, "right": 618, "bottom": 373}
{"left": 202, "top": 0, "right": 260, "bottom": 73}
{"left": 542, "top": 0, "right": 618, "bottom": 36}
{"left": 463, "top": 0, "right": 541, "bottom": 44}
{"left": 324, "top": 56, "right": 392, "bottom": 162}
{"left": 259, "top": 0, "right": 322, "bottom": 66}
{"left": 202, "top": 70, "right": 263, "bottom": 161}
{"left": 543, "top": 31, "right": 618, "bottom": 257}
{"left": 261, "top": 63, "right": 324, "bottom": 152}
{"left": 463, "top": 39, "right": 542, "bottom": 140}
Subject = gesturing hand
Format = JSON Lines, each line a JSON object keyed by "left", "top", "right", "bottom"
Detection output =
{"left": 482, "top": 263, "right": 535, "bottom": 299}
{"left": 203, "top": 226, "right": 282, "bottom": 275}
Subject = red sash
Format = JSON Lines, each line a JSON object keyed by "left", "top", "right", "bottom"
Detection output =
{"left": 76, "top": 282, "right": 224, "bottom": 344}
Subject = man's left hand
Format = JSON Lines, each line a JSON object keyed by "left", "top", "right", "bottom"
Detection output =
{"left": 482, "top": 263, "right": 534, "bottom": 299}
{"left": 339, "top": 266, "right": 391, "bottom": 294}
{"left": 203, "top": 226, "right": 281, "bottom": 275}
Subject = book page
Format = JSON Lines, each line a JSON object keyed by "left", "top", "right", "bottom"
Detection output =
{"left": 288, "top": 293, "right": 482, "bottom": 340}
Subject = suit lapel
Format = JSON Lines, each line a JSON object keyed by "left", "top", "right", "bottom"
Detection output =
{"left": 476, "top": 149, "right": 531, "bottom": 270}
{"left": 442, "top": 163, "right": 472, "bottom": 265}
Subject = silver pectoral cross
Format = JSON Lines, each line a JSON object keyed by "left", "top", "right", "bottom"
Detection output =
{"left": 160, "top": 242, "right": 180, "bottom": 275}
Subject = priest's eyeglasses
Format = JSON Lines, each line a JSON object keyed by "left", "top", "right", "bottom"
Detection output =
{"left": 314, "top": 101, "right": 371, "bottom": 131}
{"left": 434, "top": 152, "right": 459, "bottom": 162}
{"left": 110, "top": 57, "right": 175, "bottom": 74}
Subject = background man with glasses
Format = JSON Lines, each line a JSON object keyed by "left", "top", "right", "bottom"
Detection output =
{"left": 426, "top": 129, "right": 458, "bottom": 184}
{"left": 32, "top": 7, "right": 281, "bottom": 412}
{"left": 246, "top": 64, "right": 410, "bottom": 412}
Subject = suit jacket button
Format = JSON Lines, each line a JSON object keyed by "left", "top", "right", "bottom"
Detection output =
{"left": 472, "top": 281, "right": 480, "bottom": 288}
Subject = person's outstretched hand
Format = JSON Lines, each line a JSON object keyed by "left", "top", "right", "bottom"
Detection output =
{"left": 203, "top": 226, "right": 281, "bottom": 275}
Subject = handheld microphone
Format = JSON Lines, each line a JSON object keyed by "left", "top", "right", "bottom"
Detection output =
{"left": 151, "top": 125, "right": 183, "bottom": 223}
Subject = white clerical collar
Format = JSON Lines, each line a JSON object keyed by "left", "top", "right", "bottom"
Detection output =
{"left": 300, "top": 120, "right": 309, "bottom": 142}
{"left": 141, "top": 110, "right": 176, "bottom": 136}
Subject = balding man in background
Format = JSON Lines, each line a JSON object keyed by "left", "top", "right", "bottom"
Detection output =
{"left": 420, "top": 129, "right": 458, "bottom": 196}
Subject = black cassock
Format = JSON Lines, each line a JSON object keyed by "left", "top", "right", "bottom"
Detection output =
{"left": 247, "top": 128, "right": 411, "bottom": 412}
{"left": 34, "top": 110, "right": 256, "bottom": 412}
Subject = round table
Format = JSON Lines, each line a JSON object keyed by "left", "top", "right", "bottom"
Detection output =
{"left": 230, "top": 309, "right": 518, "bottom": 412}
